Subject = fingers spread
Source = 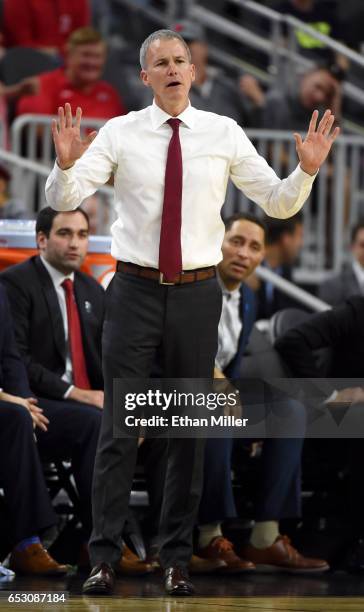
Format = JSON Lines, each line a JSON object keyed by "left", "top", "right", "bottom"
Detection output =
{"left": 58, "top": 106, "right": 65, "bottom": 130}
{"left": 307, "top": 109, "right": 319, "bottom": 135}
{"left": 323, "top": 114, "right": 335, "bottom": 137}
{"left": 65, "top": 102, "right": 73, "bottom": 128}
{"left": 293, "top": 133, "right": 303, "bottom": 148}
{"left": 317, "top": 109, "right": 332, "bottom": 133}
{"left": 75, "top": 106, "right": 82, "bottom": 129}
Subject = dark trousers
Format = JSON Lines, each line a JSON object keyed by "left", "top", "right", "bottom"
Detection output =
{"left": 0, "top": 401, "right": 56, "bottom": 548}
{"left": 36, "top": 397, "right": 101, "bottom": 537}
{"left": 199, "top": 399, "right": 304, "bottom": 525}
{"left": 89, "top": 271, "right": 221, "bottom": 568}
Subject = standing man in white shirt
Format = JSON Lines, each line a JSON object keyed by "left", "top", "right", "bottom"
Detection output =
{"left": 45, "top": 29, "right": 339, "bottom": 596}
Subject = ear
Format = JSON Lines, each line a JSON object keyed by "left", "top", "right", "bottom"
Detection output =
{"left": 190, "top": 63, "right": 196, "bottom": 83}
{"left": 140, "top": 69, "right": 150, "bottom": 88}
{"left": 36, "top": 231, "right": 47, "bottom": 251}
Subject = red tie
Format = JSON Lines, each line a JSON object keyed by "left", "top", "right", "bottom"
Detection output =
{"left": 158, "top": 118, "right": 182, "bottom": 281}
{"left": 62, "top": 279, "right": 91, "bottom": 390}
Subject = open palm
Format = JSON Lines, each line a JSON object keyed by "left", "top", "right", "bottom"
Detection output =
{"left": 294, "top": 109, "right": 340, "bottom": 176}
{"left": 51, "top": 103, "right": 97, "bottom": 170}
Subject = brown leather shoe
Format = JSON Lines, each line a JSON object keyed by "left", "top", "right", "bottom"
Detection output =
{"left": 165, "top": 566, "right": 195, "bottom": 596}
{"left": 242, "top": 535, "right": 330, "bottom": 573}
{"left": 116, "top": 545, "right": 153, "bottom": 576}
{"left": 82, "top": 563, "right": 115, "bottom": 595}
{"left": 9, "top": 543, "right": 69, "bottom": 576}
{"left": 189, "top": 554, "right": 227, "bottom": 574}
{"left": 198, "top": 536, "right": 255, "bottom": 574}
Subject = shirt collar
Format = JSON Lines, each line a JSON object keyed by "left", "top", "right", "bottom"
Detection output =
{"left": 150, "top": 99, "right": 196, "bottom": 131}
{"left": 40, "top": 255, "right": 74, "bottom": 288}
{"left": 216, "top": 269, "right": 241, "bottom": 300}
{"left": 352, "top": 258, "right": 364, "bottom": 283}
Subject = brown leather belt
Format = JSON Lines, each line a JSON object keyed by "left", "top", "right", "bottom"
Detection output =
{"left": 116, "top": 261, "right": 216, "bottom": 285}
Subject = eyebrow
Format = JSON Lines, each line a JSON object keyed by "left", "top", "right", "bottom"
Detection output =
{"left": 154, "top": 55, "right": 186, "bottom": 63}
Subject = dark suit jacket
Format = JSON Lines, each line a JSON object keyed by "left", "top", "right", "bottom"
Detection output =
{"left": 0, "top": 284, "right": 31, "bottom": 397}
{"left": 256, "top": 264, "right": 304, "bottom": 320}
{"left": 318, "top": 263, "right": 361, "bottom": 306}
{"left": 275, "top": 296, "right": 364, "bottom": 381}
{"left": 0, "top": 256, "right": 104, "bottom": 399}
{"left": 224, "top": 283, "right": 256, "bottom": 379}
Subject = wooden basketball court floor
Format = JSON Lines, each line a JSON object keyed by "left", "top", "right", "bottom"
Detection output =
{"left": 1, "top": 573, "right": 364, "bottom": 611}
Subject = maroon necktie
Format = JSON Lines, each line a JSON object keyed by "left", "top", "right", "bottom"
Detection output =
{"left": 158, "top": 118, "right": 182, "bottom": 281}
{"left": 62, "top": 279, "right": 91, "bottom": 390}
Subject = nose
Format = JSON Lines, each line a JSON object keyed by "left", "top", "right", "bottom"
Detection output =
{"left": 167, "top": 61, "right": 179, "bottom": 75}
{"left": 237, "top": 244, "right": 250, "bottom": 259}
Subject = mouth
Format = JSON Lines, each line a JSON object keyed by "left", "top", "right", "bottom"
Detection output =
{"left": 231, "top": 262, "right": 248, "bottom": 272}
{"left": 166, "top": 81, "right": 182, "bottom": 88}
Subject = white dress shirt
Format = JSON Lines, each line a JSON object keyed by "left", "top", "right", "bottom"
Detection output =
{"left": 40, "top": 256, "right": 74, "bottom": 396}
{"left": 215, "top": 274, "right": 242, "bottom": 371}
{"left": 352, "top": 259, "right": 364, "bottom": 294}
{"left": 46, "top": 101, "right": 316, "bottom": 270}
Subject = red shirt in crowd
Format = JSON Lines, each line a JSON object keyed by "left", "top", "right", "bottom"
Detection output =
{"left": 2, "top": 0, "right": 90, "bottom": 54}
{"left": 17, "top": 68, "right": 127, "bottom": 120}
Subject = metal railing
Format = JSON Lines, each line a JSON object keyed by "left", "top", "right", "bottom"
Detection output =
{"left": 240, "top": 129, "right": 364, "bottom": 275}
{"left": 10, "top": 115, "right": 108, "bottom": 211}
{"left": 0, "top": 220, "right": 330, "bottom": 312}
{"left": 6, "top": 115, "right": 364, "bottom": 275}
{"left": 112, "top": 0, "right": 364, "bottom": 134}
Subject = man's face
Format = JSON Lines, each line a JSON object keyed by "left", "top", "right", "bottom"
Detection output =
{"left": 188, "top": 41, "right": 208, "bottom": 71}
{"left": 352, "top": 228, "right": 364, "bottom": 267}
{"left": 278, "top": 223, "right": 304, "bottom": 265}
{"left": 37, "top": 212, "right": 89, "bottom": 274}
{"left": 219, "top": 219, "right": 265, "bottom": 283}
{"left": 140, "top": 38, "right": 195, "bottom": 109}
{"left": 67, "top": 42, "right": 106, "bottom": 86}
{"left": 300, "top": 70, "right": 338, "bottom": 110}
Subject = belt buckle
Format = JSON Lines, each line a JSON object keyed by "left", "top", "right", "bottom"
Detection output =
{"left": 159, "top": 272, "right": 175, "bottom": 285}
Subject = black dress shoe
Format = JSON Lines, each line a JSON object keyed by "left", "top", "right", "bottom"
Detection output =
{"left": 82, "top": 562, "right": 115, "bottom": 595}
{"left": 164, "top": 566, "right": 195, "bottom": 596}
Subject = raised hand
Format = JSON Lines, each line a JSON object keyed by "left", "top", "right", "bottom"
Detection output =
{"left": 294, "top": 109, "right": 340, "bottom": 176}
{"left": 51, "top": 102, "right": 97, "bottom": 170}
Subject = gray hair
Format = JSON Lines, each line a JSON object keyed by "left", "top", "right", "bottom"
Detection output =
{"left": 139, "top": 29, "right": 191, "bottom": 70}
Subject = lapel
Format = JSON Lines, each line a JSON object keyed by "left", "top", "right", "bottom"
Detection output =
{"left": 344, "top": 265, "right": 361, "bottom": 295}
{"left": 34, "top": 256, "right": 66, "bottom": 361}
{"left": 73, "top": 274, "right": 91, "bottom": 356}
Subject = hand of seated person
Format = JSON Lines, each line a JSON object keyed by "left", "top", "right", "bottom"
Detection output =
{"left": 68, "top": 387, "right": 104, "bottom": 410}
{"left": 0, "top": 391, "right": 49, "bottom": 431}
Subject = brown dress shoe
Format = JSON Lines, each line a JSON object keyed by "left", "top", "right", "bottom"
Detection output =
{"left": 165, "top": 566, "right": 195, "bottom": 596}
{"left": 9, "top": 543, "right": 69, "bottom": 576}
{"left": 198, "top": 536, "right": 255, "bottom": 574}
{"left": 82, "top": 563, "right": 115, "bottom": 595}
{"left": 242, "top": 535, "right": 330, "bottom": 573}
{"left": 116, "top": 545, "right": 153, "bottom": 576}
{"left": 189, "top": 554, "right": 227, "bottom": 574}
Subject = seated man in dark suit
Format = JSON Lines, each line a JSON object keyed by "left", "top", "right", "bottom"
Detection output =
{"left": 197, "top": 213, "right": 328, "bottom": 573}
{"left": 319, "top": 220, "right": 364, "bottom": 306}
{"left": 248, "top": 212, "right": 304, "bottom": 320}
{"left": 275, "top": 297, "right": 364, "bottom": 571}
{"left": 0, "top": 207, "right": 150, "bottom": 574}
{"left": 0, "top": 284, "right": 68, "bottom": 575}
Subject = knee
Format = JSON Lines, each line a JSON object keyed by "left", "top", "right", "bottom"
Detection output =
{"left": 6, "top": 401, "right": 34, "bottom": 433}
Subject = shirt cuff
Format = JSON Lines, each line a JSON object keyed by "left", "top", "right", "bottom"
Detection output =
{"left": 63, "top": 385, "right": 74, "bottom": 399}
{"left": 292, "top": 163, "right": 318, "bottom": 183}
{"left": 54, "top": 159, "right": 75, "bottom": 179}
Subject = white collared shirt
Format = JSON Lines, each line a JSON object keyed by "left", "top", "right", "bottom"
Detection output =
{"left": 215, "top": 273, "right": 243, "bottom": 371}
{"left": 46, "top": 101, "right": 316, "bottom": 269}
{"left": 352, "top": 259, "right": 364, "bottom": 294}
{"left": 40, "top": 256, "right": 74, "bottom": 394}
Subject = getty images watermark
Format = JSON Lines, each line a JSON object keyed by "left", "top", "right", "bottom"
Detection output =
{"left": 113, "top": 378, "right": 364, "bottom": 439}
